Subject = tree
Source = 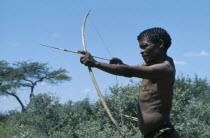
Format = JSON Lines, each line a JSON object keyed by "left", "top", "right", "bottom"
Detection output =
{"left": 0, "top": 60, "right": 71, "bottom": 112}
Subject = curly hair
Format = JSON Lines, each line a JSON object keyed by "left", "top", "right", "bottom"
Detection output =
{"left": 137, "top": 27, "right": 172, "bottom": 51}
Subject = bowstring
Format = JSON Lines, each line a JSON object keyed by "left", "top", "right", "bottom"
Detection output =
{"left": 89, "top": 16, "right": 120, "bottom": 84}
{"left": 89, "top": 17, "right": 112, "bottom": 58}
{"left": 89, "top": 16, "right": 125, "bottom": 128}
{"left": 89, "top": 16, "right": 119, "bottom": 85}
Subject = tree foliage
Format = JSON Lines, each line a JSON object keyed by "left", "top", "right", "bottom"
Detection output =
{"left": 13, "top": 61, "right": 71, "bottom": 98}
{"left": 0, "top": 61, "right": 21, "bottom": 94}
{"left": 171, "top": 74, "right": 210, "bottom": 137}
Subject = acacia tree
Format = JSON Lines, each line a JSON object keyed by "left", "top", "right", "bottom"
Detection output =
{"left": 0, "top": 60, "right": 71, "bottom": 112}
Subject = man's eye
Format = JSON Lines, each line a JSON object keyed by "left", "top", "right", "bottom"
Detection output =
{"left": 140, "top": 45, "right": 147, "bottom": 49}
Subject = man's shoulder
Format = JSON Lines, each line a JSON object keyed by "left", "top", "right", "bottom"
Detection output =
{"left": 139, "top": 62, "right": 147, "bottom": 66}
{"left": 161, "top": 57, "right": 176, "bottom": 79}
{"left": 150, "top": 57, "right": 175, "bottom": 76}
{"left": 164, "top": 56, "right": 175, "bottom": 70}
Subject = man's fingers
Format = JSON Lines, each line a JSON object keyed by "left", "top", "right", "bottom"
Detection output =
{"left": 110, "top": 57, "right": 118, "bottom": 60}
{"left": 80, "top": 56, "right": 84, "bottom": 64}
{"left": 80, "top": 55, "right": 89, "bottom": 64}
{"left": 80, "top": 57, "right": 90, "bottom": 66}
{"left": 79, "top": 50, "right": 95, "bottom": 67}
{"left": 109, "top": 57, "right": 123, "bottom": 64}
{"left": 77, "top": 50, "right": 88, "bottom": 55}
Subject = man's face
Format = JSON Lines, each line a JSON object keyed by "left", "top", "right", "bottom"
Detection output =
{"left": 139, "top": 38, "right": 162, "bottom": 64}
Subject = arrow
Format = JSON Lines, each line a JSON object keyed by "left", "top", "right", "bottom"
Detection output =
{"left": 40, "top": 44, "right": 110, "bottom": 61}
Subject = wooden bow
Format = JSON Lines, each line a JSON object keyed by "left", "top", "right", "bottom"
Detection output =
{"left": 81, "top": 10, "right": 125, "bottom": 138}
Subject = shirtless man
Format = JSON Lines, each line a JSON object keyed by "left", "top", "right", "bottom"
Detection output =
{"left": 79, "top": 27, "right": 181, "bottom": 138}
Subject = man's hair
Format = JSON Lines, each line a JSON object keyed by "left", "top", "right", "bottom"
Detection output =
{"left": 137, "top": 27, "right": 172, "bottom": 51}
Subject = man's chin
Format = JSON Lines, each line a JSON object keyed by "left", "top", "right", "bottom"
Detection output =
{"left": 143, "top": 59, "right": 151, "bottom": 64}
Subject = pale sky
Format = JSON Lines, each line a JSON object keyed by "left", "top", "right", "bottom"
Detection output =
{"left": 1, "top": 0, "right": 210, "bottom": 112}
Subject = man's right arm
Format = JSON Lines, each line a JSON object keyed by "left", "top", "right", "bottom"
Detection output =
{"left": 79, "top": 51, "right": 174, "bottom": 79}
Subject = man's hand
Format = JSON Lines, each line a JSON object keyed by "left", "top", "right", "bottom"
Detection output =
{"left": 78, "top": 50, "right": 97, "bottom": 67}
{"left": 109, "top": 57, "right": 124, "bottom": 65}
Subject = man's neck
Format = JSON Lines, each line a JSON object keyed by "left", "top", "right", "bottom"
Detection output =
{"left": 149, "top": 53, "right": 168, "bottom": 65}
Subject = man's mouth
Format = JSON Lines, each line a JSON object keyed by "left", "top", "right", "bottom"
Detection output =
{"left": 142, "top": 55, "right": 148, "bottom": 58}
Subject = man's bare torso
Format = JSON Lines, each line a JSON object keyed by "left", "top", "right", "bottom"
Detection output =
{"left": 138, "top": 59, "right": 175, "bottom": 136}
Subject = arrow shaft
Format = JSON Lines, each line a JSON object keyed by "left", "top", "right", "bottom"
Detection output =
{"left": 41, "top": 44, "right": 110, "bottom": 61}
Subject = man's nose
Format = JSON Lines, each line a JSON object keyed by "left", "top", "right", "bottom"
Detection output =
{"left": 140, "top": 49, "right": 145, "bottom": 55}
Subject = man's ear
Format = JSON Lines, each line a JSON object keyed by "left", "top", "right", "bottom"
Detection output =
{"left": 159, "top": 39, "right": 165, "bottom": 49}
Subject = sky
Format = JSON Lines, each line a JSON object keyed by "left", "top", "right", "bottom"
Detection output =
{"left": 1, "top": 0, "right": 210, "bottom": 112}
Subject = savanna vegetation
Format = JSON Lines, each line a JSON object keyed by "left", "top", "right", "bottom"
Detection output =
{"left": 0, "top": 60, "right": 209, "bottom": 138}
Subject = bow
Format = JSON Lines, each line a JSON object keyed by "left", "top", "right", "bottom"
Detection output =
{"left": 81, "top": 10, "right": 125, "bottom": 138}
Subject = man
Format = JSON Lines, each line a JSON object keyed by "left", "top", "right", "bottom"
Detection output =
{"left": 79, "top": 27, "right": 181, "bottom": 138}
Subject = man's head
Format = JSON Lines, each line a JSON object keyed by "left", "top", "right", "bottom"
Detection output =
{"left": 137, "top": 27, "right": 171, "bottom": 52}
{"left": 137, "top": 28, "right": 172, "bottom": 64}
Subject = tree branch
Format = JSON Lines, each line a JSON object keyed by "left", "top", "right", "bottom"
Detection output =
{"left": 3, "top": 91, "right": 26, "bottom": 112}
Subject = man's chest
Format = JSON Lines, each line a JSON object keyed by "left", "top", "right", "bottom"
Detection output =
{"left": 140, "top": 79, "right": 159, "bottom": 102}
{"left": 141, "top": 79, "right": 158, "bottom": 92}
